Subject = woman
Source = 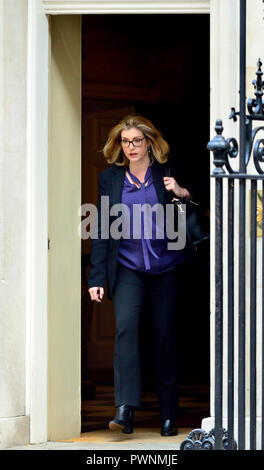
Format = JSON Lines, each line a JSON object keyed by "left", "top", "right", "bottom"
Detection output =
{"left": 87, "top": 114, "right": 191, "bottom": 436}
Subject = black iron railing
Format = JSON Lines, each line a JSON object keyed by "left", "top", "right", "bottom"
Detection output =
{"left": 181, "top": 0, "right": 264, "bottom": 450}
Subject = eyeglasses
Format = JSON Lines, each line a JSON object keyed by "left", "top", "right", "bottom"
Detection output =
{"left": 121, "top": 137, "right": 146, "bottom": 148}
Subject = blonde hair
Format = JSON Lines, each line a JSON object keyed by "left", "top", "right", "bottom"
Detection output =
{"left": 102, "top": 114, "right": 170, "bottom": 166}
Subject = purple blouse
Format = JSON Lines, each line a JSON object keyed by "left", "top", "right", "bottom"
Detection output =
{"left": 117, "top": 165, "right": 185, "bottom": 273}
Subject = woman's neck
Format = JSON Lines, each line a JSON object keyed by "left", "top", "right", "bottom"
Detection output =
{"left": 128, "top": 156, "right": 151, "bottom": 179}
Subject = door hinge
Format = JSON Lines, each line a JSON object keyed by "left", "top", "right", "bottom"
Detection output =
{"left": 48, "top": 238, "right": 50, "bottom": 250}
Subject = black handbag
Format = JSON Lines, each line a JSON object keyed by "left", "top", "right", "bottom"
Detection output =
{"left": 165, "top": 165, "right": 210, "bottom": 247}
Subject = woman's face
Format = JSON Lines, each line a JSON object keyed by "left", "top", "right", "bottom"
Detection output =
{"left": 121, "top": 127, "right": 150, "bottom": 165}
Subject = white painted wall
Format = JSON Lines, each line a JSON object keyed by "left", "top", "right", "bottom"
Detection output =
{"left": 0, "top": 0, "right": 30, "bottom": 448}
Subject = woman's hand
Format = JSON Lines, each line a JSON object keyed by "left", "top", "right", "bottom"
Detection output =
{"left": 163, "top": 176, "right": 192, "bottom": 199}
{"left": 88, "top": 287, "right": 104, "bottom": 303}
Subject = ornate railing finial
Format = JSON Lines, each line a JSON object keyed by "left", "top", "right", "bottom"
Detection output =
{"left": 247, "top": 59, "right": 264, "bottom": 116}
{"left": 207, "top": 120, "right": 229, "bottom": 175}
{"left": 211, "top": 59, "right": 264, "bottom": 176}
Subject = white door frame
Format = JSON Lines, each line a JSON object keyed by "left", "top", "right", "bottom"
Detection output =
{"left": 27, "top": 0, "right": 50, "bottom": 444}
{"left": 42, "top": 1, "right": 210, "bottom": 14}
{"left": 28, "top": 0, "right": 239, "bottom": 443}
{"left": 43, "top": 0, "right": 210, "bottom": 15}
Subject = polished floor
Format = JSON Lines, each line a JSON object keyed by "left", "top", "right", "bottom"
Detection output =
{"left": 81, "top": 383, "right": 210, "bottom": 434}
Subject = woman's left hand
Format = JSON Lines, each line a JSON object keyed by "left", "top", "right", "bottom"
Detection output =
{"left": 163, "top": 176, "right": 192, "bottom": 199}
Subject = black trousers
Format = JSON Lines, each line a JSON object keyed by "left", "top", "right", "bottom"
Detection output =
{"left": 112, "top": 261, "right": 183, "bottom": 420}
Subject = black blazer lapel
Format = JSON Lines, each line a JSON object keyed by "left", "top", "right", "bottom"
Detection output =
{"left": 111, "top": 166, "right": 126, "bottom": 206}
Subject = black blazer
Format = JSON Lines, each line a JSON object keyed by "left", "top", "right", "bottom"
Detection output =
{"left": 87, "top": 159, "right": 190, "bottom": 300}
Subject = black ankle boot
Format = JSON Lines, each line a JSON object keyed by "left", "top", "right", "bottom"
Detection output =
{"left": 109, "top": 405, "right": 134, "bottom": 434}
{"left": 160, "top": 419, "right": 178, "bottom": 436}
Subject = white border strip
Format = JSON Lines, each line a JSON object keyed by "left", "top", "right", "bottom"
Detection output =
{"left": 43, "top": 0, "right": 210, "bottom": 14}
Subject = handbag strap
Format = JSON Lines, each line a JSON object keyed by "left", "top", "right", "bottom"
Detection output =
{"left": 164, "top": 162, "right": 195, "bottom": 205}
{"left": 164, "top": 161, "right": 171, "bottom": 178}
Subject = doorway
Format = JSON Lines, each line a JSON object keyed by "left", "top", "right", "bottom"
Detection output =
{"left": 81, "top": 14, "right": 210, "bottom": 433}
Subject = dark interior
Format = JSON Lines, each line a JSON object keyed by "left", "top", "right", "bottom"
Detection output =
{"left": 81, "top": 14, "right": 210, "bottom": 431}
